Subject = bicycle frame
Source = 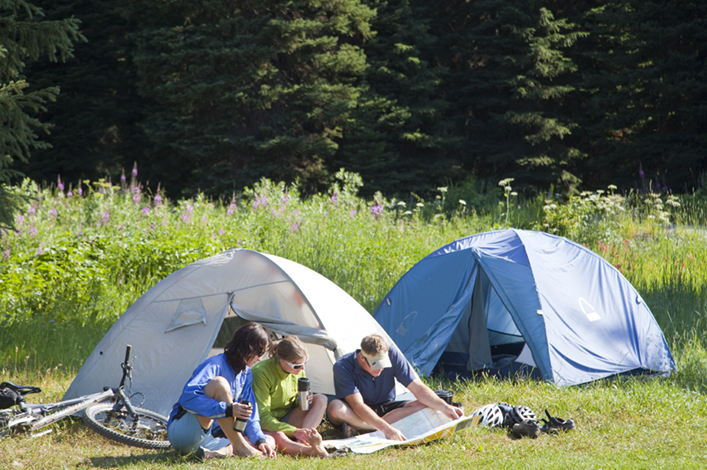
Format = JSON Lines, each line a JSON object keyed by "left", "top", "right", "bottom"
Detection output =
{"left": 12, "top": 388, "right": 116, "bottom": 433}
{"left": 5, "top": 345, "right": 135, "bottom": 435}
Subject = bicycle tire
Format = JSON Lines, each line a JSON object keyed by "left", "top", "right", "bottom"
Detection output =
{"left": 82, "top": 403, "right": 171, "bottom": 449}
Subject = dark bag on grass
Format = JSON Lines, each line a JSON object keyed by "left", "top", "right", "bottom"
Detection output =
{"left": 0, "top": 386, "right": 21, "bottom": 409}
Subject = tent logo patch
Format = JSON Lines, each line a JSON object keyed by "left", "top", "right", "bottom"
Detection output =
{"left": 397, "top": 311, "right": 418, "bottom": 336}
{"left": 579, "top": 298, "right": 600, "bottom": 322}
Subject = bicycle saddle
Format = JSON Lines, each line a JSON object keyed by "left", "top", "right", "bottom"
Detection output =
{"left": 0, "top": 382, "right": 42, "bottom": 396}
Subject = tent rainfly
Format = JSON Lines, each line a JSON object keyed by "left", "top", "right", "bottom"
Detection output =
{"left": 64, "top": 249, "right": 403, "bottom": 417}
{"left": 373, "top": 229, "right": 676, "bottom": 386}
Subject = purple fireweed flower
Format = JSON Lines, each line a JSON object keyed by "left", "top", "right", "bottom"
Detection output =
{"left": 77, "top": 185, "right": 83, "bottom": 196}
{"left": 350, "top": 209, "right": 357, "bottom": 218}
{"left": 154, "top": 194, "right": 162, "bottom": 206}
{"left": 290, "top": 223, "right": 300, "bottom": 232}
{"left": 283, "top": 196, "right": 291, "bottom": 204}
{"left": 371, "top": 205, "right": 384, "bottom": 218}
{"left": 132, "top": 163, "right": 138, "bottom": 178}
{"left": 36, "top": 246, "right": 44, "bottom": 255}
{"left": 27, "top": 207, "right": 36, "bottom": 216}
{"left": 252, "top": 196, "right": 268, "bottom": 210}
{"left": 57, "top": 176, "right": 64, "bottom": 192}
{"left": 16, "top": 214, "right": 24, "bottom": 225}
{"left": 187, "top": 205, "right": 194, "bottom": 213}
{"left": 67, "top": 191, "right": 73, "bottom": 197}
{"left": 50, "top": 208, "right": 58, "bottom": 217}
{"left": 227, "top": 202, "right": 236, "bottom": 216}
{"left": 3, "top": 248, "right": 10, "bottom": 259}
{"left": 201, "top": 216, "right": 208, "bottom": 224}
{"left": 121, "top": 172, "right": 126, "bottom": 184}
{"left": 331, "top": 192, "right": 338, "bottom": 205}
{"left": 218, "top": 229, "right": 225, "bottom": 236}
{"left": 98, "top": 212, "right": 110, "bottom": 227}
{"left": 141, "top": 207, "right": 150, "bottom": 215}
{"left": 29, "top": 227, "right": 37, "bottom": 235}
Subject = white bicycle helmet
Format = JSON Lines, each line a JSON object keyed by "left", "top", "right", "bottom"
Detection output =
{"left": 509, "top": 405, "right": 537, "bottom": 425}
{"left": 471, "top": 404, "right": 504, "bottom": 428}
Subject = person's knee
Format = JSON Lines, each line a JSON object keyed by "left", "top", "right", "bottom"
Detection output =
{"left": 312, "top": 393, "right": 327, "bottom": 407}
{"left": 203, "top": 376, "right": 232, "bottom": 402}
{"left": 327, "top": 399, "right": 346, "bottom": 421}
{"left": 265, "top": 434, "right": 276, "bottom": 448}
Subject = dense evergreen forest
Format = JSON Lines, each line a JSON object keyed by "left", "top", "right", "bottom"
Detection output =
{"left": 2, "top": 0, "right": 706, "bottom": 201}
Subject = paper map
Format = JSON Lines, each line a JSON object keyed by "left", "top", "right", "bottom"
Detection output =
{"left": 323, "top": 408, "right": 480, "bottom": 454}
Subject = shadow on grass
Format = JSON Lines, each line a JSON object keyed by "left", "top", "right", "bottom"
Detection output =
{"left": 89, "top": 450, "right": 182, "bottom": 468}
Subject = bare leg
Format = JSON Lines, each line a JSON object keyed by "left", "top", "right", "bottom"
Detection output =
{"left": 196, "top": 377, "right": 261, "bottom": 458}
{"left": 286, "top": 393, "right": 328, "bottom": 430}
{"left": 266, "top": 431, "right": 328, "bottom": 458}
{"left": 381, "top": 400, "right": 426, "bottom": 425}
{"left": 327, "top": 399, "right": 377, "bottom": 433}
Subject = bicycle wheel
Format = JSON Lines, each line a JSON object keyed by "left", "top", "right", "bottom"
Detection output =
{"left": 82, "top": 403, "right": 170, "bottom": 449}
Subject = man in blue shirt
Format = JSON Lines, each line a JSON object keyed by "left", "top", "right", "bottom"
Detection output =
{"left": 327, "top": 334, "right": 464, "bottom": 440}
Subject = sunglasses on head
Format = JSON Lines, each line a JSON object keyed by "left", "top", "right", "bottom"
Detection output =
{"left": 286, "top": 358, "right": 309, "bottom": 370}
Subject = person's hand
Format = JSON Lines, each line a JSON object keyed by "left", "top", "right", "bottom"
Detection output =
{"left": 383, "top": 426, "right": 406, "bottom": 441}
{"left": 443, "top": 404, "right": 464, "bottom": 420}
{"left": 293, "top": 428, "right": 314, "bottom": 444}
{"left": 233, "top": 401, "right": 253, "bottom": 420}
{"left": 307, "top": 390, "right": 314, "bottom": 405}
{"left": 258, "top": 442, "right": 277, "bottom": 459}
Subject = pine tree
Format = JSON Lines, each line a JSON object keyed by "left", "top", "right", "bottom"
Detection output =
{"left": 427, "top": 0, "right": 585, "bottom": 193}
{"left": 580, "top": 0, "right": 707, "bottom": 192}
{"left": 0, "top": 0, "right": 83, "bottom": 231}
{"left": 336, "top": 0, "right": 456, "bottom": 196}
{"left": 129, "top": 0, "right": 375, "bottom": 198}
{"left": 17, "top": 0, "right": 146, "bottom": 187}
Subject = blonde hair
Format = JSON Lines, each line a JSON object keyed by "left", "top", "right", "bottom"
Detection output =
{"left": 271, "top": 335, "right": 308, "bottom": 362}
{"left": 360, "top": 334, "right": 389, "bottom": 356}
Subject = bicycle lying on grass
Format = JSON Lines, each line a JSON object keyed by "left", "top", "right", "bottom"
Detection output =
{"left": 0, "top": 345, "right": 170, "bottom": 449}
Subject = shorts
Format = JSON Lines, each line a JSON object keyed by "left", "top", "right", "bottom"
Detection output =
{"left": 370, "top": 400, "right": 409, "bottom": 417}
{"left": 167, "top": 412, "right": 231, "bottom": 455}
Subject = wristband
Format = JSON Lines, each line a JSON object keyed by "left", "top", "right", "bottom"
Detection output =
{"left": 225, "top": 403, "right": 233, "bottom": 418}
{"left": 255, "top": 438, "right": 267, "bottom": 447}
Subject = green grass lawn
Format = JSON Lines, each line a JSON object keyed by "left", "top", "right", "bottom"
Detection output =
{"left": 2, "top": 174, "right": 707, "bottom": 468}
{"left": 2, "top": 371, "right": 706, "bottom": 469}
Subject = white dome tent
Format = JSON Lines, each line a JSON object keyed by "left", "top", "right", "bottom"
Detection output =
{"left": 64, "top": 249, "right": 403, "bottom": 418}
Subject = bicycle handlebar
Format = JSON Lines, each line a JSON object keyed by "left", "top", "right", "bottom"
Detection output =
{"left": 119, "top": 345, "right": 133, "bottom": 388}
{"left": 124, "top": 345, "right": 132, "bottom": 367}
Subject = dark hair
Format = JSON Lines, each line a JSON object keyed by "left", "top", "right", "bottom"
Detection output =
{"left": 223, "top": 322, "right": 270, "bottom": 373}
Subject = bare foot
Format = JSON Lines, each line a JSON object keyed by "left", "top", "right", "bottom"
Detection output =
{"left": 199, "top": 445, "right": 231, "bottom": 460}
{"left": 308, "top": 432, "right": 329, "bottom": 458}
{"left": 231, "top": 443, "right": 262, "bottom": 458}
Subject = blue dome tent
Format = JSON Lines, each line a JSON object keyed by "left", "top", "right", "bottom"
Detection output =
{"left": 374, "top": 229, "right": 676, "bottom": 386}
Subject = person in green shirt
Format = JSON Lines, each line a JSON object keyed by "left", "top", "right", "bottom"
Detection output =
{"left": 252, "top": 335, "right": 328, "bottom": 458}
